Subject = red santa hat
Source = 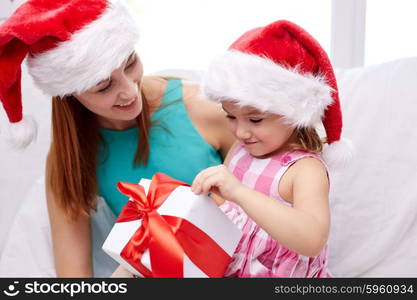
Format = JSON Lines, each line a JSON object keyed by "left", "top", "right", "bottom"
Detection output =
{"left": 0, "top": 0, "right": 139, "bottom": 148}
{"left": 202, "top": 20, "right": 353, "bottom": 169}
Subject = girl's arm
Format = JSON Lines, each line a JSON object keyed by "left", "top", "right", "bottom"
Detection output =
{"left": 45, "top": 181, "right": 93, "bottom": 277}
{"left": 192, "top": 157, "right": 330, "bottom": 257}
{"left": 209, "top": 141, "right": 240, "bottom": 206}
{"left": 237, "top": 158, "right": 330, "bottom": 257}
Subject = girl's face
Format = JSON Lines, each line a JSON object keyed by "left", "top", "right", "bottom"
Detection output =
{"left": 74, "top": 52, "right": 144, "bottom": 130}
{"left": 222, "top": 101, "right": 295, "bottom": 157}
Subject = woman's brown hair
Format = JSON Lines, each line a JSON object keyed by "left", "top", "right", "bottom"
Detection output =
{"left": 45, "top": 89, "right": 152, "bottom": 220}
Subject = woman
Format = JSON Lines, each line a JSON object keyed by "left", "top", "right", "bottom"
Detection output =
{"left": 0, "top": 0, "right": 234, "bottom": 277}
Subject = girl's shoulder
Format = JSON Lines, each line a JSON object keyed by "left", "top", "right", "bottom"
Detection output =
{"left": 278, "top": 151, "right": 329, "bottom": 205}
{"left": 290, "top": 154, "right": 327, "bottom": 173}
{"left": 283, "top": 152, "right": 329, "bottom": 188}
{"left": 283, "top": 150, "right": 323, "bottom": 163}
{"left": 283, "top": 150, "right": 327, "bottom": 174}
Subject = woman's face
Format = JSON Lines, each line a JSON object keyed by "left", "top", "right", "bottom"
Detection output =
{"left": 74, "top": 52, "right": 144, "bottom": 130}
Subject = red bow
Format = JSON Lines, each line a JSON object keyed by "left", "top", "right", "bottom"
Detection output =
{"left": 116, "top": 173, "right": 231, "bottom": 278}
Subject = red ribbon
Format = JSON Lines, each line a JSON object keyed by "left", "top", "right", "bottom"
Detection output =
{"left": 116, "top": 173, "right": 231, "bottom": 278}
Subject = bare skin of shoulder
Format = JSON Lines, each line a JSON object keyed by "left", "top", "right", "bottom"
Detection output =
{"left": 181, "top": 80, "right": 235, "bottom": 158}
{"left": 142, "top": 76, "right": 235, "bottom": 159}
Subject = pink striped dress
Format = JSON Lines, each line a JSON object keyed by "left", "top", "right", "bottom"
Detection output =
{"left": 220, "top": 144, "right": 331, "bottom": 278}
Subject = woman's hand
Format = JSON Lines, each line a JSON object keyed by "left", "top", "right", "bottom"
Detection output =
{"left": 191, "top": 165, "right": 246, "bottom": 204}
{"left": 111, "top": 265, "right": 136, "bottom": 278}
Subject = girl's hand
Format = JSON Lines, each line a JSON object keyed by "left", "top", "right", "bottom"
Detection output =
{"left": 191, "top": 165, "right": 245, "bottom": 203}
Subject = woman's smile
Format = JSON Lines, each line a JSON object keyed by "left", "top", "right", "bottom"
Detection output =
{"left": 113, "top": 98, "right": 137, "bottom": 111}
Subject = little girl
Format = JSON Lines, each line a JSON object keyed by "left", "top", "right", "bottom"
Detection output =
{"left": 191, "top": 20, "right": 352, "bottom": 277}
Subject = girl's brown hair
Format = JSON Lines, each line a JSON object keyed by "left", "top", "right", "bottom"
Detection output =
{"left": 288, "top": 127, "right": 326, "bottom": 154}
{"left": 45, "top": 89, "right": 152, "bottom": 220}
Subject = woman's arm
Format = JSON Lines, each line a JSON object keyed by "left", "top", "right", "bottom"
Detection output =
{"left": 45, "top": 180, "right": 93, "bottom": 277}
{"left": 111, "top": 265, "right": 135, "bottom": 278}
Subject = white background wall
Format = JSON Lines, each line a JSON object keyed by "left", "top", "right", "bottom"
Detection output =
{"left": 365, "top": 0, "right": 417, "bottom": 65}
{"left": 2, "top": 0, "right": 416, "bottom": 73}
{"left": 132, "top": 0, "right": 332, "bottom": 73}
{"left": 126, "top": 0, "right": 417, "bottom": 71}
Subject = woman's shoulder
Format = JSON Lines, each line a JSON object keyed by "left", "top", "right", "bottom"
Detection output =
{"left": 181, "top": 80, "right": 235, "bottom": 158}
{"left": 142, "top": 76, "right": 206, "bottom": 110}
{"left": 142, "top": 77, "right": 235, "bottom": 157}
{"left": 141, "top": 76, "right": 168, "bottom": 109}
{"left": 181, "top": 80, "right": 225, "bottom": 123}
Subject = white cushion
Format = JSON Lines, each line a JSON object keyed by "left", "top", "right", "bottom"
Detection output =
{"left": 328, "top": 57, "right": 417, "bottom": 277}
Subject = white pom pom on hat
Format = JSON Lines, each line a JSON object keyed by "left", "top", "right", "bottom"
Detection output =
{"left": 322, "top": 138, "right": 355, "bottom": 170}
{"left": 4, "top": 116, "right": 38, "bottom": 149}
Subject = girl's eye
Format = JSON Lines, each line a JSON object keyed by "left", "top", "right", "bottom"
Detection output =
{"left": 226, "top": 115, "right": 236, "bottom": 120}
{"left": 98, "top": 82, "right": 112, "bottom": 93}
{"left": 125, "top": 58, "right": 136, "bottom": 69}
{"left": 250, "top": 118, "right": 263, "bottom": 123}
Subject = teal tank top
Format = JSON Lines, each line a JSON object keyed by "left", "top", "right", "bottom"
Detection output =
{"left": 97, "top": 79, "right": 223, "bottom": 216}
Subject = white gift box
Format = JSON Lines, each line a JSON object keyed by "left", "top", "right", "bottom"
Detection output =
{"left": 102, "top": 178, "right": 243, "bottom": 277}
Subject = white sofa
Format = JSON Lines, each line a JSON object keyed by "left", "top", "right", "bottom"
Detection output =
{"left": 1, "top": 57, "right": 417, "bottom": 277}
{"left": 328, "top": 57, "right": 417, "bottom": 277}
